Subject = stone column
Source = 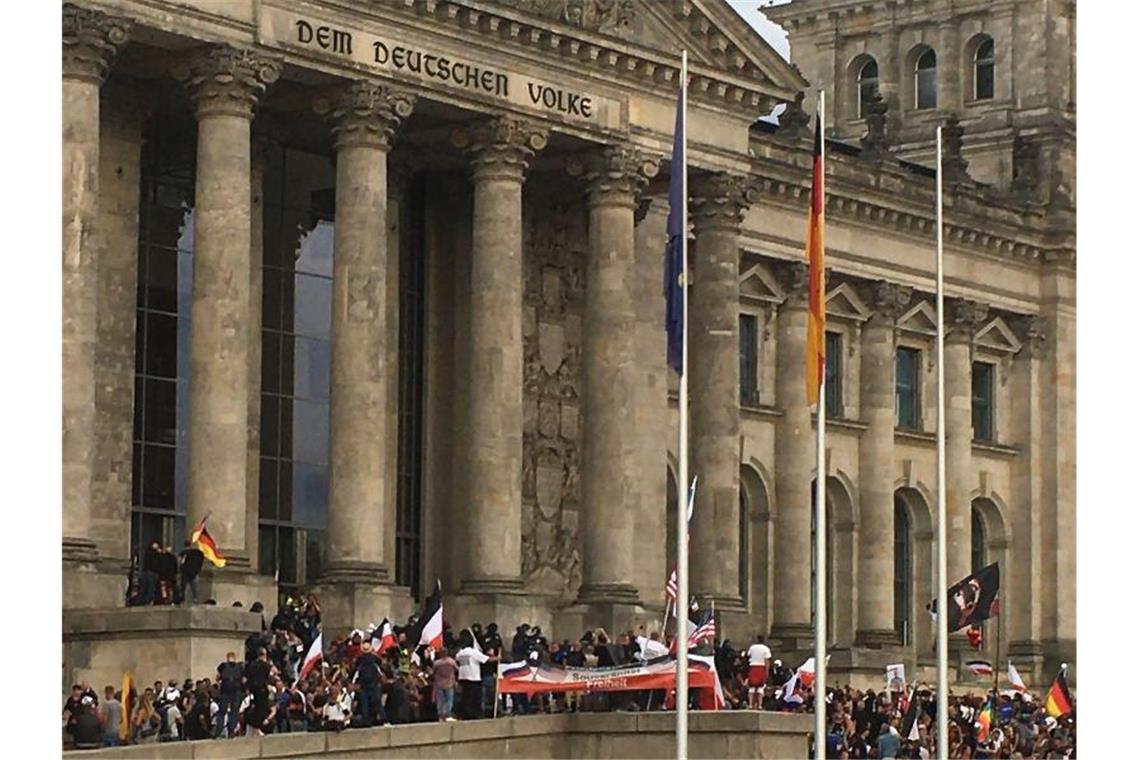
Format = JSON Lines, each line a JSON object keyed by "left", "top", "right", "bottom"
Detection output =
{"left": 569, "top": 145, "right": 656, "bottom": 621}
{"left": 878, "top": 24, "right": 902, "bottom": 137}
{"left": 451, "top": 117, "right": 548, "bottom": 604}
{"left": 770, "top": 262, "right": 814, "bottom": 649}
{"left": 938, "top": 20, "right": 962, "bottom": 110}
{"left": 177, "top": 47, "right": 280, "bottom": 569}
{"left": 689, "top": 173, "right": 749, "bottom": 608}
{"left": 856, "top": 281, "right": 911, "bottom": 646}
{"left": 62, "top": 3, "right": 130, "bottom": 564}
{"left": 946, "top": 299, "right": 987, "bottom": 586}
{"left": 1007, "top": 316, "right": 1046, "bottom": 681}
{"left": 243, "top": 138, "right": 268, "bottom": 586}
{"left": 313, "top": 82, "right": 415, "bottom": 618}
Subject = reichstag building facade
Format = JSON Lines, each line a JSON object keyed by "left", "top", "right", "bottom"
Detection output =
{"left": 62, "top": 0, "right": 1074, "bottom": 690}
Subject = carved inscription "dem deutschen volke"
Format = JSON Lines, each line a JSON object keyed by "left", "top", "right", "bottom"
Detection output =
{"left": 293, "top": 18, "right": 596, "bottom": 119}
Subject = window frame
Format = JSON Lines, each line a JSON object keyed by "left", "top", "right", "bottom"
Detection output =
{"left": 914, "top": 48, "right": 938, "bottom": 110}
{"left": 973, "top": 36, "right": 995, "bottom": 101}
{"left": 857, "top": 58, "right": 880, "bottom": 119}
{"left": 893, "top": 497, "right": 912, "bottom": 646}
{"left": 824, "top": 330, "right": 844, "bottom": 419}
{"left": 971, "top": 360, "right": 996, "bottom": 442}
{"left": 739, "top": 312, "right": 760, "bottom": 407}
{"left": 895, "top": 345, "right": 923, "bottom": 430}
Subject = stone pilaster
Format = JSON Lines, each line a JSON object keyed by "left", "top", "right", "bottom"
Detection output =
{"left": 689, "top": 172, "right": 750, "bottom": 609}
{"left": 568, "top": 145, "right": 656, "bottom": 620}
{"left": 92, "top": 84, "right": 144, "bottom": 565}
{"left": 449, "top": 116, "right": 548, "bottom": 615}
{"left": 243, "top": 136, "right": 268, "bottom": 590}
{"left": 309, "top": 82, "right": 415, "bottom": 632}
{"left": 946, "top": 298, "right": 988, "bottom": 587}
{"left": 878, "top": 24, "right": 902, "bottom": 136}
{"left": 938, "top": 20, "right": 962, "bottom": 109}
{"left": 176, "top": 46, "right": 280, "bottom": 570}
{"left": 855, "top": 281, "right": 911, "bottom": 646}
{"left": 62, "top": 3, "right": 130, "bottom": 566}
{"left": 770, "top": 261, "right": 814, "bottom": 648}
{"left": 1007, "top": 315, "right": 1047, "bottom": 681}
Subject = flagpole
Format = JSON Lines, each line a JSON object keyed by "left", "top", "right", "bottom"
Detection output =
{"left": 676, "top": 47, "right": 690, "bottom": 760}
{"left": 813, "top": 88, "right": 828, "bottom": 760}
{"left": 935, "top": 124, "right": 949, "bottom": 760}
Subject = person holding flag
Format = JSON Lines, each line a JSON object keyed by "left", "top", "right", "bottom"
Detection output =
{"left": 190, "top": 515, "right": 225, "bottom": 568}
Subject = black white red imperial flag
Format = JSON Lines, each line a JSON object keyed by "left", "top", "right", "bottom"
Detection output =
{"left": 929, "top": 562, "right": 1001, "bottom": 633}
{"left": 410, "top": 580, "right": 444, "bottom": 664}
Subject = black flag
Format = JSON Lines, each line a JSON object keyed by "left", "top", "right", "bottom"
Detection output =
{"left": 901, "top": 686, "right": 921, "bottom": 742}
{"left": 930, "top": 562, "right": 1000, "bottom": 633}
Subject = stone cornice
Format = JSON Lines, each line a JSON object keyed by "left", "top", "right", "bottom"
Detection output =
{"left": 452, "top": 115, "right": 549, "bottom": 181}
{"left": 567, "top": 144, "right": 659, "bottom": 209}
{"left": 314, "top": 80, "right": 417, "bottom": 152}
{"left": 746, "top": 141, "right": 1074, "bottom": 270}
{"left": 344, "top": 0, "right": 799, "bottom": 115}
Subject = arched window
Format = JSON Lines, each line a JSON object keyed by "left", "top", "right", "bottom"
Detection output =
{"left": 915, "top": 48, "right": 937, "bottom": 109}
{"left": 971, "top": 507, "right": 986, "bottom": 573}
{"left": 857, "top": 58, "right": 879, "bottom": 119}
{"left": 810, "top": 484, "right": 835, "bottom": 642}
{"left": 894, "top": 497, "right": 912, "bottom": 645}
{"left": 974, "top": 37, "right": 995, "bottom": 100}
{"left": 739, "top": 491, "right": 749, "bottom": 600}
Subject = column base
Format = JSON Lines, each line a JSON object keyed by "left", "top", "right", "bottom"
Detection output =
{"left": 62, "top": 536, "right": 99, "bottom": 563}
{"left": 309, "top": 579, "right": 414, "bottom": 637}
{"left": 448, "top": 582, "right": 556, "bottom": 641}
{"left": 63, "top": 558, "right": 128, "bottom": 610}
{"left": 1007, "top": 640, "right": 1047, "bottom": 688}
{"left": 825, "top": 646, "right": 911, "bottom": 691}
{"left": 1038, "top": 637, "right": 1077, "bottom": 686}
{"left": 320, "top": 560, "right": 391, "bottom": 586}
{"left": 854, "top": 628, "right": 902, "bottom": 649}
{"left": 768, "top": 622, "right": 816, "bottom": 658}
{"left": 576, "top": 582, "right": 641, "bottom": 606}
{"left": 195, "top": 568, "right": 278, "bottom": 611}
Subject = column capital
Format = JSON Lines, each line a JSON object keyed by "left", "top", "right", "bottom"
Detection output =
{"left": 774, "top": 260, "right": 810, "bottom": 308}
{"left": 567, "top": 144, "right": 658, "bottom": 209}
{"left": 690, "top": 171, "right": 752, "bottom": 233}
{"left": 315, "top": 80, "right": 416, "bottom": 152}
{"left": 175, "top": 45, "right": 281, "bottom": 120}
{"left": 1014, "top": 314, "right": 1049, "bottom": 359}
{"left": 62, "top": 3, "right": 131, "bottom": 85}
{"left": 451, "top": 115, "right": 548, "bottom": 182}
{"left": 859, "top": 280, "right": 913, "bottom": 326}
{"left": 947, "top": 297, "right": 989, "bottom": 344}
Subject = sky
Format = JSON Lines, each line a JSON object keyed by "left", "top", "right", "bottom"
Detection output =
{"left": 727, "top": 0, "right": 793, "bottom": 62}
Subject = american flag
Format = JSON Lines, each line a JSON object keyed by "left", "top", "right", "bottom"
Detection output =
{"left": 688, "top": 608, "right": 716, "bottom": 648}
{"left": 664, "top": 477, "right": 698, "bottom": 604}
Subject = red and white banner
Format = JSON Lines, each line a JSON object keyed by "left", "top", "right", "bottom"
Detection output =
{"left": 496, "top": 654, "right": 723, "bottom": 705}
{"left": 299, "top": 633, "right": 323, "bottom": 681}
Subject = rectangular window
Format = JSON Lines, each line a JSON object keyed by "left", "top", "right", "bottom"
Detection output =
{"left": 825, "top": 331, "right": 843, "bottom": 419}
{"left": 896, "top": 347, "right": 921, "bottom": 429}
{"left": 739, "top": 314, "right": 758, "bottom": 406}
{"left": 972, "top": 361, "right": 995, "bottom": 442}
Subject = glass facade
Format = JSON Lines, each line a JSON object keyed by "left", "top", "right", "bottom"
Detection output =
{"left": 896, "top": 346, "right": 921, "bottom": 429}
{"left": 972, "top": 361, "right": 995, "bottom": 442}
{"left": 258, "top": 144, "right": 335, "bottom": 590}
{"left": 894, "top": 497, "right": 911, "bottom": 645}
{"left": 825, "top": 331, "right": 843, "bottom": 419}
{"left": 739, "top": 313, "right": 758, "bottom": 405}
{"left": 130, "top": 118, "right": 196, "bottom": 559}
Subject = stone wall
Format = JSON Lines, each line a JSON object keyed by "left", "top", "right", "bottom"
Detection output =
{"left": 65, "top": 711, "right": 813, "bottom": 760}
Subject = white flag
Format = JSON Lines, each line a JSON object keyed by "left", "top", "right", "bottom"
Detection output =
{"left": 298, "top": 632, "right": 323, "bottom": 682}
{"left": 1007, "top": 661, "right": 1027, "bottom": 693}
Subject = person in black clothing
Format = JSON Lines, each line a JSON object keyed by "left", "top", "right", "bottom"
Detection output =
{"left": 351, "top": 641, "right": 387, "bottom": 726}
{"left": 244, "top": 648, "right": 273, "bottom": 734}
{"left": 157, "top": 545, "right": 178, "bottom": 605}
{"left": 186, "top": 690, "right": 213, "bottom": 741}
{"left": 178, "top": 540, "right": 205, "bottom": 605}
{"left": 70, "top": 700, "right": 103, "bottom": 749}
{"left": 140, "top": 542, "right": 161, "bottom": 606}
{"left": 215, "top": 652, "right": 244, "bottom": 738}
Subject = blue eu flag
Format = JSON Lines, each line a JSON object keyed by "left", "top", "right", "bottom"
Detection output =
{"left": 664, "top": 91, "right": 685, "bottom": 375}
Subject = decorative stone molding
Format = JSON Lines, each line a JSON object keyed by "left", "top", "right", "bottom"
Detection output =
{"left": 859, "top": 280, "right": 912, "bottom": 326}
{"left": 567, "top": 144, "right": 658, "bottom": 209}
{"left": 1010, "top": 132, "right": 1041, "bottom": 203}
{"left": 773, "top": 260, "right": 809, "bottom": 307}
{"left": 777, "top": 91, "right": 811, "bottom": 140}
{"left": 1013, "top": 315, "right": 1049, "bottom": 359}
{"left": 941, "top": 113, "right": 971, "bottom": 186}
{"left": 947, "top": 298, "right": 989, "bottom": 344}
{"left": 62, "top": 3, "right": 131, "bottom": 85}
{"left": 314, "top": 80, "right": 417, "bottom": 152}
{"left": 493, "top": 0, "right": 636, "bottom": 38}
{"left": 451, "top": 115, "right": 549, "bottom": 182}
{"left": 690, "top": 172, "right": 752, "bottom": 232}
{"left": 174, "top": 46, "right": 282, "bottom": 120}
{"left": 860, "top": 92, "right": 890, "bottom": 162}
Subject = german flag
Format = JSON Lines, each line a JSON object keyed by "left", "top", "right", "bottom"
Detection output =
{"left": 805, "top": 113, "right": 825, "bottom": 406}
{"left": 1044, "top": 665, "right": 1074, "bottom": 718}
{"left": 191, "top": 516, "right": 226, "bottom": 567}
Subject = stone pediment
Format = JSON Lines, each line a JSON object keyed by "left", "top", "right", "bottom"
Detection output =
{"left": 739, "top": 261, "right": 786, "bottom": 304}
{"left": 974, "top": 316, "right": 1022, "bottom": 354}
{"left": 481, "top": 0, "right": 806, "bottom": 101}
{"left": 825, "top": 282, "right": 870, "bottom": 323}
{"left": 898, "top": 301, "right": 937, "bottom": 337}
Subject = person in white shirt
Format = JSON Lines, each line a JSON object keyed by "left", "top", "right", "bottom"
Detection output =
{"left": 635, "top": 625, "right": 669, "bottom": 661}
{"left": 745, "top": 635, "right": 772, "bottom": 709}
{"left": 455, "top": 629, "right": 497, "bottom": 720}
{"left": 322, "top": 685, "right": 349, "bottom": 732}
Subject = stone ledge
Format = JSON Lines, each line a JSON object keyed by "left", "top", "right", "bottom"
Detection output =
{"left": 63, "top": 605, "right": 263, "bottom": 638}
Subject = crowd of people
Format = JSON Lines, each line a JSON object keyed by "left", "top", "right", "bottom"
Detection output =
{"left": 63, "top": 595, "right": 1075, "bottom": 758}
{"left": 125, "top": 540, "right": 206, "bottom": 607}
